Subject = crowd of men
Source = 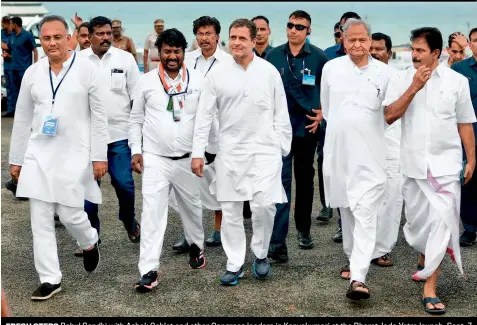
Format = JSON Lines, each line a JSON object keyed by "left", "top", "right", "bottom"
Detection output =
{"left": 2, "top": 8, "right": 476, "bottom": 316}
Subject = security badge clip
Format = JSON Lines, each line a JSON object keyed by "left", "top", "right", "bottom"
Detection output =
{"left": 302, "top": 68, "right": 315, "bottom": 86}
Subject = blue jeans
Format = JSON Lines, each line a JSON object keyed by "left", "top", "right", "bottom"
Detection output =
{"left": 84, "top": 139, "right": 137, "bottom": 235}
{"left": 3, "top": 69, "right": 15, "bottom": 113}
{"left": 9, "top": 69, "right": 25, "bottom": 113}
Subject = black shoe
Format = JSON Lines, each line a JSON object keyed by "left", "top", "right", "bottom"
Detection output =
{"left": 297, "top": 232, "right": 314, "bottom": 249}
{"left": 5, "top": 178, "right": 28, "bottom": 200}
{"left": 189, "top": 243, "right": 205, "bottom": 269}
{"left": 243, "top": 201, "right": 252, "bottom": 219}
{"left": 127, "top": 222, "right": 141, "bottom": 243}
{"left": 2, "top": 111, "right": 14, "bottom": 118}
{"left": 268, "top": 243, "right": 289, "bottom": 263}
{"left": 333, "top": 228, "right": 343, "bottom": 243}
{"left": 316, "top": 207, "right": 333, "bottom": 222}
{"left": 173, "top": 235, "right": 190, "bottom": 253}
{"left": 460, "top": 231, "right": 476, "bottom": 247}
{"left": 135, "top": 270, "right": 158, "bottom": 293}
{"left": 83, "top": 242, "right": 100, "bottom": 272}
{"left": 205, "top": 230, "right": 221, "bottom": 246}
{"left": 31, "top": 282, "right": 62, "bottom": 301}
{"left": 75, "top": 239, "right": 101, "bottom": 257}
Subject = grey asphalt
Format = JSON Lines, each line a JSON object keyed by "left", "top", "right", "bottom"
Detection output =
{"left": 1, "top": 117, "right": 476, "bottom": 317}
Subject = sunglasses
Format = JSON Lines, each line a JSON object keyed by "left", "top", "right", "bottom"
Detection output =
{"left": 334, "top": 31, "right": 341, "bottom": 38}
{"left": 287, "top": 22, "right": 308, "bottom": 31}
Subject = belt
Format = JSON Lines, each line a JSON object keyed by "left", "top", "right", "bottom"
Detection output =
{"left": 160, "top": 153, "right": 191, "bottom": 160}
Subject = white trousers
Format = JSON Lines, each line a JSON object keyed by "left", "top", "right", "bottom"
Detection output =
{"left": 341, "top": 185, "right": 384, "bottom": 283}
{"left": 138, "top": 152, "right": 204, "bottom": 276}
{"left": 221, "top": 192, "right": 276, "bottom": 272}
{"left": 402, "top": 170, "right": 464, "bottom": 279}
{"left": 30, "top": 198, "right": 98, "bottom": 284}
{"left": 373, "top": 163, "right": 403, "bottom": 259}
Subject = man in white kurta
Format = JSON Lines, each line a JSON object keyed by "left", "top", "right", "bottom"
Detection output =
{"left": 383, "top": 27, "right": 476, "bottom": 314}
{"left": 191, "top": 19, "right": 292, "bottom": 286}
{"left": 369, "top": 32, "right": 403, "bottom": 267}
{"left": 170, "top": 16, "right": 234, "bottom": 250}
{"left": 129, "top": 29, "right": 206, "bottom": 293}
{"left": 320, "top": 19, "right": 391, "bottom": 300}
{"left": 8, "top": 16, "right": 108, "bottom": 301}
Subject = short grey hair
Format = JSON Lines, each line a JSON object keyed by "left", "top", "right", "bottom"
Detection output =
{"left": 39, "top": 15, "right": 69, "bottom": 33}
{"left": 342, "top": 18, "right": 371, "bottom": 36}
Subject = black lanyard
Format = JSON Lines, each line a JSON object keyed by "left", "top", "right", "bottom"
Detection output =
{"left": 49, "top": 52, "right": 76, "bottom": 106}
{"left": 194, "top": 56, "right": 216, "bottom": 77}
{"left": 285, "top": 54, "right": 305, "bottom": 81}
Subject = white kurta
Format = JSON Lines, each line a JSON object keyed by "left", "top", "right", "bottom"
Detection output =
{"left": 383, "top": 63, "right": 476, "bottom": 279}
{"left": 192, "top": 54, "right": 292, "bottom": 203}
{"left": 321, "top": 55, "right": 391, "bottom": 211}
{"left": 9, "top": 53, "right": 109, "bottom": 208}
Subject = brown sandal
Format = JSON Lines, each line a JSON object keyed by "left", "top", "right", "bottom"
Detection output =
{"left": 128, "top": 223, "right": 141, "bottom": 243}
{"left": 346, "top": 281, "right": 370, "bottom": 300}
{"left": 340, "top": 265, "right": 351, "bottom": 280}
{"left": 371, "top": 253, "right": 393, "bottom": 267}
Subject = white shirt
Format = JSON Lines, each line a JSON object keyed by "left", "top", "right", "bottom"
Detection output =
{"left": 321, "top": 55, "right": 391, "bottom": 209}
{"left": 144, "top": 33, "right": 160, "bottom": 61}
{"left": 383, "top": 63, "right": 476, "bottom": 179}
{"left": 192, "top": 54, "right": 292, "bottom": 203}
{"left": 385, "top": 67, "right": 403, "bottom": 162}
{"left": 129, "top": 67, "right": 205, "bottom": 157}
{"left": 78, "top": 46, "right": 140, "bottom": 143}
{"left": 9, "top": 53, "right": 109, "bottom": 207}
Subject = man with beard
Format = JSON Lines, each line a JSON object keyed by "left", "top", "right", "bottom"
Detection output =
{"left": 143, "top": 19, "right": 165, "bottom": 73}
{"left": 252, "top": 15, "right": 272, "bottom": 58}
{"left": 76, "top": 22, "right": 90, "bottom": 50}
{"left": 172, "top": 16, "right": 233, "bottom": 251}
{"left": 383, "top": 27, "right": 475, "bottom": 314}
{"left": 76, "top": 16, "right": 141, "bottom": 256}
{"left": 111, "top": 19, "right": 138, "bottom": 63}
{"left": 9, "top": 15, "right": 107, "bottom": 300}
{"left": 191, "top": 18, "right": 292, "bottom": 285}
{"left": 368, "top": 32, "right": 403, "bottom": 267}
{"left": 130, "top": 28, "right": 206, "bottom": 292}
{"left": 265, "top": 10, "right": 327, "bottom": 261}
{"left": 321, "top": 19, "right": 391, "bottom": 300}
{"left": 439, "top": 32, "right": 472, "bottom": 68}
{"left": 451, "top": 27, "right": 477, "bottom": 247}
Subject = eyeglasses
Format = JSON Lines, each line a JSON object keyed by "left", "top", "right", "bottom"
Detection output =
{"left": 334, "top": 31, "right": 341, "bottom": 38}
{"left": 287, "top": 22, "right": 308, "bottom": 31}
{"left": 196, "top": 32, "right": 215, "bottom": 38}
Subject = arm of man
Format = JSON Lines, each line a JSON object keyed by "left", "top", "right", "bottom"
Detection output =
{"left": 272, "top": 69, "right": 293, "bottom": 157}
{"left": 384, "top": 65, "right": 430, "bottom": 125}
{"left": 320, "top": 62, "right": 331, "bottom": 120}
{"left": 191, "top": 76, "right": 217, "bottom": 177}
{"left": 128, "top": 38, "right": 138, "bottom": 63}
{"left": 88, "top": 64, "right": 109, "bottom": 180}
{"left": 456, "top": 77, "right": 477, "bottom": 183}
{"left": 205, "top": 110, "right": 219, "bottom": 156}
{"left": 9, "top": 67, "right": 35, "bottom": 180}
{"left": 28, "top": 33, "right": 38, "bottom": 62}
{"left": 126, "top": 52, "right": 141, "bottom": 102}
{"left": 129, "top": 80, "right": 146, "bottom": 174}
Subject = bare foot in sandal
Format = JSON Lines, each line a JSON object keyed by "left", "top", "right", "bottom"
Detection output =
{"left": 340, "top": 265, "right": 350, "bottom": 280}
{"left": 346, "top": 281, "right": 370, "bottom": 300}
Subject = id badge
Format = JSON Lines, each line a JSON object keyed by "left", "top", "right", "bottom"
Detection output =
{"left": 41, "top": 115, "right": 59, "bottom": 136}
{"left": 302, "top": 74, "right": 316, "bottom": 86}
{"left": 111, "top": 70, "right": 124, "bottom": 90}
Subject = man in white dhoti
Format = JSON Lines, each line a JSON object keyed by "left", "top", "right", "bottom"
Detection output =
{"left": 129, "top": 29, "right": 206, "bottom": 293}
{"left": 321, "top": 19, "right": 391, "bottom": 300}
{"left": 191, "top": 18, "right": 292, "bottom": 286}
{"left": 8, "top": 15, "right": 108, "bottom": 300}
{"left": 369, "top": 32, "right": 403, "bottom": 267}
{"left": 171, "top": 16, "right": 234, "bottom": 251}
{"left": 383, "top": 27, "right": 476, "bottom": 314}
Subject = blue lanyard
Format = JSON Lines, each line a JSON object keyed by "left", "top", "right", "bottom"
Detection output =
{"left": 194, "top": 56, "right": 217, "bottom": 77}
{"left": 286, "top": 54, "right": 305, "bottom": 80}
{"left": 49, "top": 52, "right": 76, "bottom": 106}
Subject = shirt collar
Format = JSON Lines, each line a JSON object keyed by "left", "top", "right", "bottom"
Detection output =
{"left": 86, "top": 46, "right": 114, "bottom": 58}
{"left": 468, "top": 56, "right": 477, "bottom": 67}
{"left": 253, "top": 44, "right": 273, "bottom": 57}
{"left": 164, "top": 67, "right": 184, "bottom": 83}
{"left": 282, "top": 42, "right": 311, "bottom": 55}
{"left": 435, "top": 61, "right": 447, "bottom": 77}
{"left": 195, "top": 46, "right": 224, "bottom": 61}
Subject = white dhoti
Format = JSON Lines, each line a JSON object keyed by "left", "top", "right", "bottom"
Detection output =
{"left": 373, "top": 162, "right": 403, "bottom": 259}
{"left": 220, "top": 192, "right": 276, "bottom": 272}
{"left": 341, "top": 185, "right": 385, "bottom": 283}
{"left": 403, "top": 169, "right": 464, "bottom": 280}
{"left": 30, "top": 198, "right": 98, "bottom": 284}
{"left": 138, "top": 152, "right": 204, "bottom": 276}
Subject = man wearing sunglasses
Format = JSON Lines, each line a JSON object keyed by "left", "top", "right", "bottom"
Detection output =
{"left": 333, "top": 22, "right": 341, "bottom": 45}
{"left": 265, "top": 10, "right": 328, "bottom": 262}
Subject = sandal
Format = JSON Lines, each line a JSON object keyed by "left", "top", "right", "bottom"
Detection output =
{"left": 371, "top": 253, "right": 393, "bottom": 267}
{"left": 128, "top": 223, "right": 141, "bottom": 243}
{"left": 340, "top": 265, "right": 350, "bottom": 280}
{"left": 422, "top": 297, "right": 446, "bottom": 315}
{"left": 346, "top": 281, "right": 370, "bottom": 300}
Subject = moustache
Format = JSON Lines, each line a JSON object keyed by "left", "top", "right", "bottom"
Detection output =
{"left": 371, "top": 54, "right": 378, "bottom": 59}
{"left": 101, "top": 40, "right": 111, "bottom": 46}
{"left": 412, "top": 58, "right": 421, "bottom": 63}
{"left": 166, "top": 59, "right": 179, "bottom": 64}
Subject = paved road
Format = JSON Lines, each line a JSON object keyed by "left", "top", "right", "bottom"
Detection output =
{"left": 1, "top": 117, "right": 476, "bottom": 317}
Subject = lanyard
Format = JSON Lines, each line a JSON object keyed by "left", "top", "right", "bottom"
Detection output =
{"left": 194, "top": 56, "right": 216, "bottom": 77}
{"left": 286, "top": 54, "right": 305, "bottom": 80}
{"left": 49, "top": 52, "right": 76, "bottom": 107}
